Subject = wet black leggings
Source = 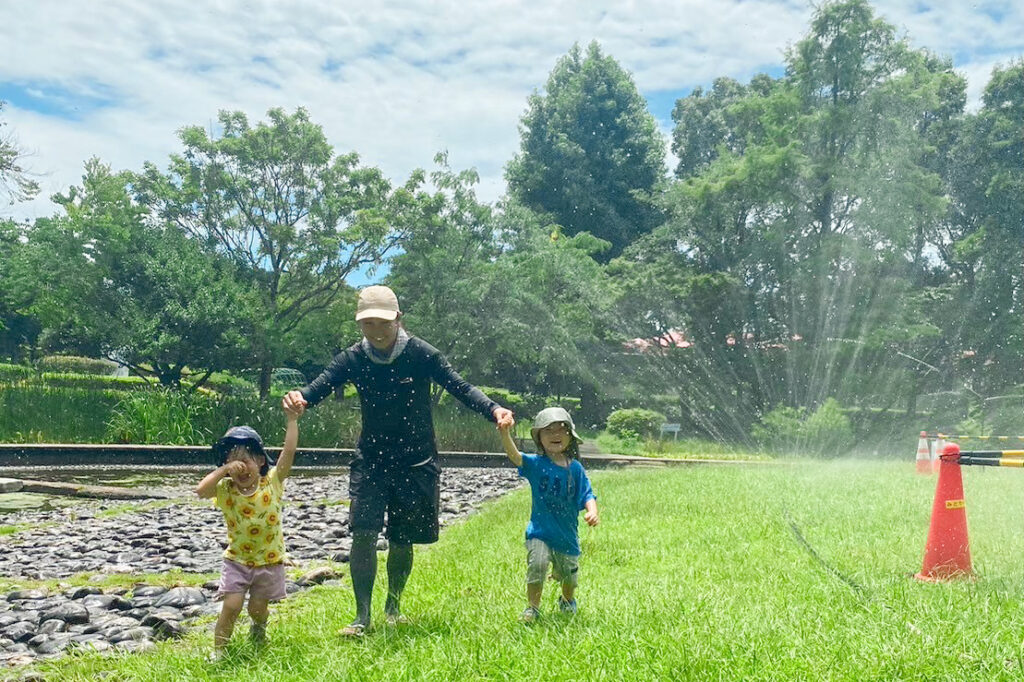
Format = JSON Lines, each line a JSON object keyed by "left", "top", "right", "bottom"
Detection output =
{"left": 349, "top": 532, "right": 413, "bottom": 625}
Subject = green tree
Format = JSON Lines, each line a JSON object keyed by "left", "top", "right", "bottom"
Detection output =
{"left": 0, "top": 103, "right": 42, "bottom": 359}
{"left": 135, "top": 108, "right": 416, "bottom": 396}
{"left": 617, "top": 0, "right": 963, "bottom": 438}
{"left": 0, "top": 101, "right": 39, "bottom": 206}
{"left": 941, "top": 61, "right": 1024, "bottom": 394}
{"left": 506, "top": 41, "right": 666, "bottom": 261}
{"left": 22, "top": 160, "right": 254, "bottom": 386}
{"left": 0, "top": 219, "right": 42, "bottom": 361}
{"left": 389, "top": 157, "right": 620, "bottom": 422}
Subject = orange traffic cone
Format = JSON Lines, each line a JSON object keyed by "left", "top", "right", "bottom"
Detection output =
{"left": 915, "top": 431, "right": 932, "bottom": 474}
{"left": 915, "top": 443, "right": 972, "bottom": 581}
{"left": 932, "top": 436, "right": 945, "bottom": 473}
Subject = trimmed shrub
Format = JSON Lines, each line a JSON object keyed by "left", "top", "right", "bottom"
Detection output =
{"left": 606, "top": 408, "right": 666, "bottom": 440}
{"left": 0, "top": 363, "right": 33, "bottom": 384}
{"left": 803, "top": 398, "right": 855, "bottom": 456}
{"left": 751, "top": 405, "right": 804, "bottom": 446}
{"left": 752, "top": 398, "right": 854, "bottom": 457}
{"left": 37, "top": 355, "right": 119, "bottom": 376}
{"left": 40, "top": 373, "right": 152, "bottom": 391}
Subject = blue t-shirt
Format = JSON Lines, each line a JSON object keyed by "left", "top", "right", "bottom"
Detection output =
{"left": 518, "top": 453, "right": 596, "bottom": 556}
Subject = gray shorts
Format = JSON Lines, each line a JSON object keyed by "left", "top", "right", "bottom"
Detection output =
{"left": 525, "top": 538, "right": 579, "bottom": 587}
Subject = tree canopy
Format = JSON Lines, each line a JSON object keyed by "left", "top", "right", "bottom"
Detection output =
{"left": 506, "top": 41, "right": 666, "bottom": 261}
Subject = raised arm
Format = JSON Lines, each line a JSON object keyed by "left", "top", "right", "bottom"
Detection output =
{"left": 498, "top": 423, "right": 523, "bottom": 468}
{"left": 276, "top": 403, "right": 303, "bottom": 480}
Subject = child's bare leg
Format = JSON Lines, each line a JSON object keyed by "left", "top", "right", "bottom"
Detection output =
{"left": 214, "top": 593, "right": 245, "bottom": 649}
{"left": 247, "top": 596, "right": 269, "bottom": 626}
{"left": 247, "top": 597, "right": 269, "bottom": 644}
{"left": 527, "top": 582, "right": 543, "bottom": 609}
{"left": 524, "top": 539, "right": 550, "bottom": 611}
{"left": 561, "top": 583, "right": 575, "bottom": 601}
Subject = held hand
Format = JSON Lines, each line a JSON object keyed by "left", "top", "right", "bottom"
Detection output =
{"left": 493, "top": 407, "right": 515, "bottom": 429}
{"left": 226, "top": 461, "right": 247, "bottom": 477}
{"left": 283, "top": 400, "right": 305, "bottom": 419}
{"left": 282, "top": 390, "right": 307, "bottom": 414}
{"left": 584, "top": 509, "right": 599, "bottom": 527}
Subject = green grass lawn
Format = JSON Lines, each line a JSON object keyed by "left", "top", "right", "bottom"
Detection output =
{"left": 32, "top": 460, "right": 1024, "bottom": 680}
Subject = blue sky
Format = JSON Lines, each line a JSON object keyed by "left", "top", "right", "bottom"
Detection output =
{"left": 1, "top": 0, "right": 1021, "bottom": 223}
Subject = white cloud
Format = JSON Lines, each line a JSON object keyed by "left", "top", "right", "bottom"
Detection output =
{"left": 1, "top": 0, "right": 1021, "bottom": 221}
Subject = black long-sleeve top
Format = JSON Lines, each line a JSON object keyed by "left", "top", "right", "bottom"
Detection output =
{"left": 300, "top": 337, "right": 498, "bottom": 467}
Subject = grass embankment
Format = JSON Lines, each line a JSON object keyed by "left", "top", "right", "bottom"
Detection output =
{"left": 32, "top": 460, "right": 1024, "bottom": 680}
{"left": 594, "top": 432, "right": 770, "bottom": 460}
{"left": 0, "top": 384, "right": 503, "bottom": 452}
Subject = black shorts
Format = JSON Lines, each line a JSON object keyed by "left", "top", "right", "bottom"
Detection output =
{"left": 348, "top": 458, "right": 440, "bottom": 544}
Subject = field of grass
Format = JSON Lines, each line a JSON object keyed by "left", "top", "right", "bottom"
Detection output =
{"left": 28, "top": 459, "right": 1024, "bottom": 680}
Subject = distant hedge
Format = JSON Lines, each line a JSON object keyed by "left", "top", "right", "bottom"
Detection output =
{"left": 38, "top": 373, "right": 153, "bottom": 391}
{"left": 0, "top": 363, "right": 33, "bottom": 384}
{"left": 37, "top": 355, "right": 120, "bottom": 375}
{"left": 606, "top": 408, "right": 666, "bottom": 440}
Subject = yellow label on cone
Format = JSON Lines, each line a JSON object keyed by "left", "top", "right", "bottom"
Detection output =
{"left": 945, "top": 499, "right": 966, "bottom": 509}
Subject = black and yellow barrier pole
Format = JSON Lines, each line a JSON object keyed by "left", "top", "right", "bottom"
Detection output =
{"left": 932, "top": 434, "right": 1024, "bottom": 442}
{"left": 950, "top": 449, "right": 1024, "bottom": 468}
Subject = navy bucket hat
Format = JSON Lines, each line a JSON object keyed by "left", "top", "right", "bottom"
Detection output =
{"left": 213, "top": 425, "right": 274, "bottom": 475}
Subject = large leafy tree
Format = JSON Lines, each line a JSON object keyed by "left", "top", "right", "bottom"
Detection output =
{"left": 941, "top": 61, "right": 1024, "bottom": 395}
{"left": 18, "top": 160, "right": 254, "bottom": 385}
{"left": 388, "top": 156, "right": 619, "bottom": 421}
{"left": 135, "top": 108, "right": 417, "bottom": 396}
{"left": 506, "top": 41, "right": 666, "bottom": 261}
{"left": 619, "top": 0, "right": 963, "bottom": 437}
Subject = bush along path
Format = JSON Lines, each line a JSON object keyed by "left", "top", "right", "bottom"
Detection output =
{"left": 0, "top": 468, "right": 521, "bottom": 668}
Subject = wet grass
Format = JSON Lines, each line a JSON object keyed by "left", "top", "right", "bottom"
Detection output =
{"left": 25, "top": 460, "right": 1024, "bottom": 680}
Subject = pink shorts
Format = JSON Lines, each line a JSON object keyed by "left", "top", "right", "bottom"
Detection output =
{"left": 217, "top": 559, "right": 286, "bottom": 601}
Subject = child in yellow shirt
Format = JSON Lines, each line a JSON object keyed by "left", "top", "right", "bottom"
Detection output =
{"left": 197, "top": 402, "right": 301, "bottom": 660}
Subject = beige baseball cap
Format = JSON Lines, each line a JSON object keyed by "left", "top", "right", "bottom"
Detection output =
{"left": 356, "top": 285, "right": 401, "bottom": 321}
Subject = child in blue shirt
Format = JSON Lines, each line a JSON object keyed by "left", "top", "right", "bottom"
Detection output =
{"left": 499, "top": 407, "right": 598, "bottom": 622}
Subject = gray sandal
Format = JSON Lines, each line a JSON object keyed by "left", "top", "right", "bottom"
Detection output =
{"left": 519, "top": 606, "right": 541, "bottom": 623}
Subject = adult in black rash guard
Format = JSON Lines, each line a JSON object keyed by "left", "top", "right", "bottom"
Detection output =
{"left": 282, "top": 285, "right": 515, "bottom": 635}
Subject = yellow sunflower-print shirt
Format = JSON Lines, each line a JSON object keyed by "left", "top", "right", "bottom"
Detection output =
{"left": 214, "top": 466, "right": 286, "bottom": 567}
